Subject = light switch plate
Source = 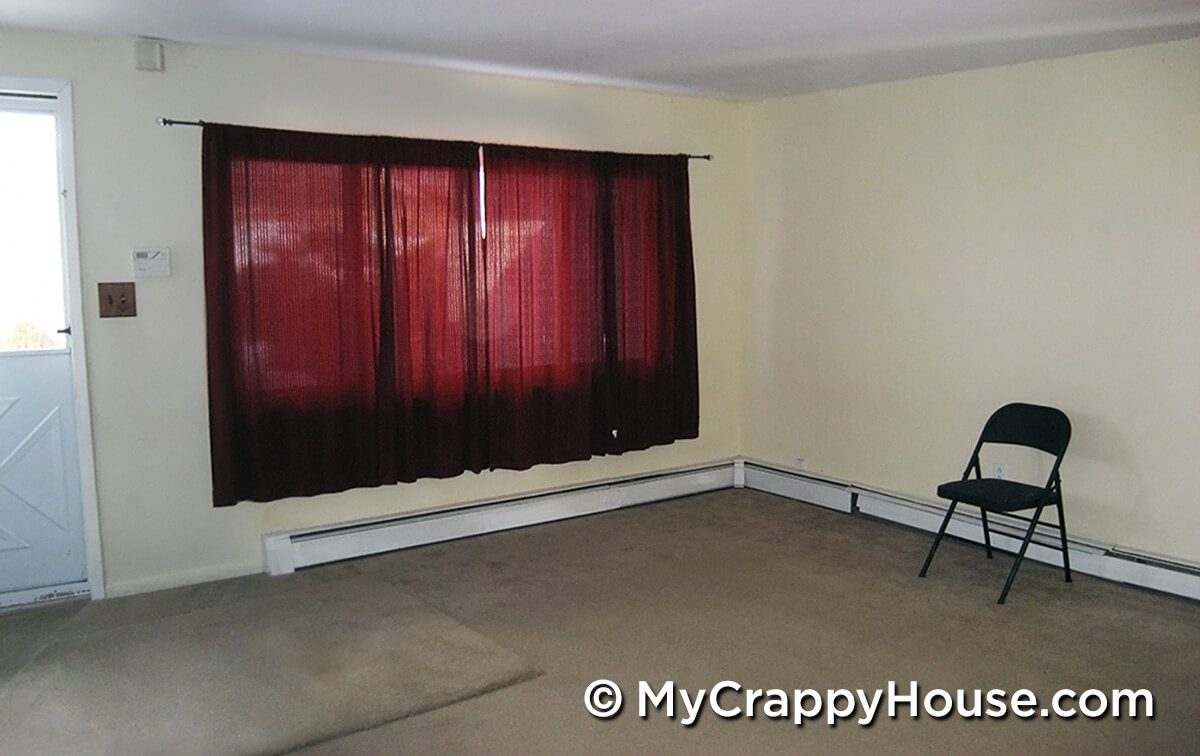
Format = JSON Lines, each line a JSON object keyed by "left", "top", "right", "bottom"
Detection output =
{"left": 133, "top": 247, "right": 171, "bottom": 278}
{"left": 98, "top": 282, "right": 137, "bottom": 318}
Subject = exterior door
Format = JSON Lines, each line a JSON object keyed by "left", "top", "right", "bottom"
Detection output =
{"left": 0, "top": 94, "right": 89, "bottom": 601}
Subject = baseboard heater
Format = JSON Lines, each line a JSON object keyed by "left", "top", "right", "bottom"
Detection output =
{"left": 738, "top": 459, "right": 1200, "bottom": 601}
{"left": 263, "top": 461, "right": 734, "bottom": 575}
{"left": 263, "top": 457, "right": 1200, "bottom": 602}
{"left": 847, "top": 477, "right": 1200, "bottom": 601}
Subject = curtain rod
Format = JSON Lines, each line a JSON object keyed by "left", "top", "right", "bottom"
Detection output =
{"left": 156, "top": 117, "right": 713, "bottom": 160}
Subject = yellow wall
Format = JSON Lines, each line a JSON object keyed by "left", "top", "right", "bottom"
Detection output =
{"left": 0, "top": 28, "right": 747, "bottom": 595}
{"left": 2, "top": 25, "right": 1196, "bottom": 595}
{"left": 742, "top": 38, "right": 1200, "bottom": 562}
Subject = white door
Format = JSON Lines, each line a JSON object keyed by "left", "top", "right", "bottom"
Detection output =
{"left": 0, "top": 94, "right": 89, "bottom": 600}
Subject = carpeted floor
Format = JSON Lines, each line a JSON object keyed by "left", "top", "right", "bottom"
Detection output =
{"left": 2, "top": 489, "right": 1197, "bottom": 754}
{"left": 0, "top": 575, "right": 537, "bottom": 754}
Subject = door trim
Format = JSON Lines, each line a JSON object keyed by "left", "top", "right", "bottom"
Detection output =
{"left": 0, "top": 77, "right": 105, "bottom": 601}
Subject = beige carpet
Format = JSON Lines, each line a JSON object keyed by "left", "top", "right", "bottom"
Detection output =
{"left": 0, "top": 575, "right": 538, "bottom": 755}
{"left": 3, "top": 490, "right": 1197, "bottom": 753}
{"left": 301, "top": 490, "right": 1200, "bottom": 754}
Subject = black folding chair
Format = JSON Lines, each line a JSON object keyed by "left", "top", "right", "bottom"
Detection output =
{"left": 918, "top": 403, "right": 1072, "bottom": 604}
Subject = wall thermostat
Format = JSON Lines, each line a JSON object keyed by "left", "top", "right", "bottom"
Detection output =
{"left": 133, "top": 247, "right": 171, "bottom": 278}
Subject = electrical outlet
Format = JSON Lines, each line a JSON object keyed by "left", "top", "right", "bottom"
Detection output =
{"left": 794, "top": 457, "right": 807, "bottom": 471}
{"left": 992, "top": 461, "right": 1007, "bottom": 480}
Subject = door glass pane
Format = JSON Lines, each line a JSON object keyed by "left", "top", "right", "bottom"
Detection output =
{"left": 0, "top": 108, "right": 66, "bottom": 352}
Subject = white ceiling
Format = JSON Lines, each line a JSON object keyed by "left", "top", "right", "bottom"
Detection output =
{"left": 3, "top": 1, "right": 1198, "bottom": 100}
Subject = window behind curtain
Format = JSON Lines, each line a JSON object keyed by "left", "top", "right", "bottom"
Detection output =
{"left": 203, "top": 125, "right": 697, "bottom": 507}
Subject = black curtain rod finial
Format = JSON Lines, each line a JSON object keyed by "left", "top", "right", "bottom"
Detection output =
{"left": 158, "top": 117, "right": 206, "bottom": 127}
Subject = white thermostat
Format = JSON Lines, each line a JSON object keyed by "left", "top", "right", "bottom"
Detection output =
{"left": 133, "top": 247, "right": 172, "bottom": 278}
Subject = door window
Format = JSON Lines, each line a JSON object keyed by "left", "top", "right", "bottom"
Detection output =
{"left": 0, "top": 106, "right": 67, "bottom": 352}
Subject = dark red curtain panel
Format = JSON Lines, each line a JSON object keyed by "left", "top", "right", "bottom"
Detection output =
{"left": 483, "top": 146, "right": 699, "bottom": 461}
{"left": 601, "top": 153, "right": 699, "bottom": 449}
{"left": 204, "top": 125, "right": 480, "bottom": 505}
{"left": 205, "top": 126, "right": 697, "bottom": 506}
{"left": 387, "top": 156, "right": 486, "bottom": 480}
{"left": 481, "top": 146, "right": 608, "bottom": 467}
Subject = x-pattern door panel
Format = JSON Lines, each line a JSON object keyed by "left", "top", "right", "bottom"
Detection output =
{"left": 0, "top": 353, "right": 87, "bottom": 593}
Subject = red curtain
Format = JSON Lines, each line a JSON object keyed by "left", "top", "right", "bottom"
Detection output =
{"left": 204, "top": 126, "right": 481, "bottom": 505}
{"left": 602, "top": 153, "right": 699, "bottom": 449}
{"left": 481, "top": 146, "right": 699, "bottom": 462}
{"left": 480, "top": 146, "right": 608, "bottom": 467}
{"left": 204, "top": 126, "right": 697, "bottom": 506}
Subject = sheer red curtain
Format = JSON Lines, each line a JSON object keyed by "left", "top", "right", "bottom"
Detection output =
{"left": 203, "top": 125, "right": 480, "bottom": 505}
{"left": 601, "top": 153, "right": 699, "bottom": 449}
{"left": 482, "top": 146, "right": 699, "bottom": 461}
{"left": 386, "top": 150, "right": 489, "bottom": 481}
{"left": 204, "top": 127, "right": 697, "bottom": 507}
{"left": 481, "top": 146, "right": 609, "bottom": 467}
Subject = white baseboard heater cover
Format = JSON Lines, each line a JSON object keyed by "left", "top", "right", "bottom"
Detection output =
{"left": 262, "top": 457, "right": 1200, "bottom": 602}
{"left": 741, "top": 461, "right": 853, "bottom": 513}
{"left": 264, "top": 462, "right": 733, "bottom": 575}
{"left": 853, "top": 487, "right": 1200, "bottom": 601}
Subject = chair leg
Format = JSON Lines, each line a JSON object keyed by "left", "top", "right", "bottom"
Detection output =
{"left": 919, "top": 501, "right": 957, "bottom": 578}
{"left": 980, "top": 510, "right": 994, "bottom": 559}
{"left": 997, "top": 504, "right": 1045, "bottom": 604}
{"left": 1056, "top": 500, "right": 1072, "bottom": 583}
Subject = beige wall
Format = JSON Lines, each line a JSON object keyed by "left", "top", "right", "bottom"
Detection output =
{"left": 0, "top": 28, "right": 747, "bottom": 595}
{"left": 3, "top": 25, "right": 1196, "bottom": 596}
{"left": 742, "top": 39, "right": 1200, "bottom": 563}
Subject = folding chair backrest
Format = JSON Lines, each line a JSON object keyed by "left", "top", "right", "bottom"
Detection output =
{"left": 979, "top": 403, "right": 1071, "bottom": 458}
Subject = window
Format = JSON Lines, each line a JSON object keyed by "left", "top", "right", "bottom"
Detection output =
{"left": 203, "top": 125, "right": 697, "bottom": 506}
{"left": 0, "top": 103, "right": 67, "bottom": 352}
